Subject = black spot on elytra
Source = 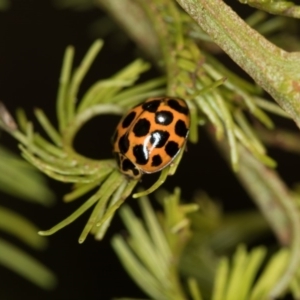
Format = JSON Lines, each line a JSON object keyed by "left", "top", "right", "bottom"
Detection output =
{"left": 133, "top": 118, "right": 151, "bottom": 137}
{"left": 133, "top": 144, "right": 149, "bottom": 165}
{"left": 151, "top": 154, "right": 163, "bottom": 167}
{"left": 150, "top": 130, "right": 170, "bottom": 148}
{"left": 122, "top": 111, "right": 136, "bottom": 128}
{"left": 167, "top": 99, "right": 188, "bottom": 115}
{"left": 155, "top": 110, "right": 173, "bottom": 125}
{"left": 165, "top": 141, "right": 179, "bottom": 158}
{"left": 175, "top": 120, "right": 188, "bottom": 137}
{"left": 142, "top": 100, "right": 161, "bottom": 113}
{"left": 118, "top": 134, "right": 130, "bottom": 154}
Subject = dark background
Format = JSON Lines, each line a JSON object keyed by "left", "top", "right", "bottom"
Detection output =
{"left": 0, "top": 1, "right": 298, "bottom": 299}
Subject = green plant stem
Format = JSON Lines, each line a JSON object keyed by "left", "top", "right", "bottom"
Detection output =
{"left": 176, "top": 0, "right": 300, "bottom": 128}
{"left": 38, "top": 180, "right": 113, "bottom": 236}
{"left": 239, "top": 0, "right": 300, "bottom": 18}
{"left": 34, "top": 108, "right": 62, "bottom": 146}
{"left": 78, "top": 170, "right": 124, "bottom": 243}
{"left": 67, "top": 40, "right": 104, "bottom": 124}
{"left": 56, "top": 45, "right": 74, "bottom": 132}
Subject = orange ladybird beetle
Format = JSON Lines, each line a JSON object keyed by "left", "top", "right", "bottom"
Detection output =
{"left": 112, "top": 96, "right": 190, "bottom": 179}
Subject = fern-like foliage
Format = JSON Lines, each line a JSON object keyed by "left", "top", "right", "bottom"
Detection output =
{"left": 0, "top": 40, "right": 170, "bottom": 243}
{"left": 113, "top": 191, "right": 300, "bottom": 300}
{"left": 112, "top": 188, "right": 197, "bottom": 300}
{"left": 0, "top": 36, "right": 286, "bottom": 244}
{"left": 1, "top": 1, "right": 300, "bottom": 299}
{"left": 2, "top": 0, "right": 292, "bottom": 248}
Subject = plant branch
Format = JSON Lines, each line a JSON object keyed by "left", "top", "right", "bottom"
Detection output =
{"left": 176, "top": 0, "right": 300, "bottom": 128}
{"left": 239, "top": 0, "right": 300, "bottom": 18}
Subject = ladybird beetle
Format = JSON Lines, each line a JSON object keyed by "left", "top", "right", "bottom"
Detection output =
{"left": 112, "top": 97, "right": 190, "bottom": 179}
